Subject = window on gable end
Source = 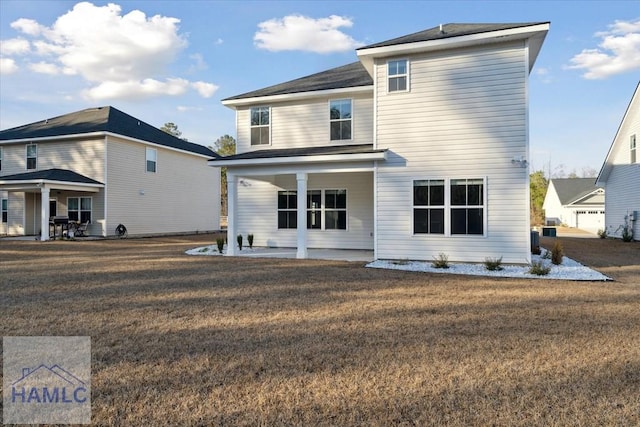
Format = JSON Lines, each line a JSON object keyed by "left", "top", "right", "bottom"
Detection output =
{"left": 388, "top": 59, "right": 408, "bottom": 92}
{"left": 631, "top": 134, "right": 637, "bottom": 164}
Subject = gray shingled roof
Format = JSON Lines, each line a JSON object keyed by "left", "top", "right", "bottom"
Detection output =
{"left": 0, "top": 106, "right": 218, "bottom": 158}
{"left": 222, "top": 62, "right": 372, "bottom": 101}
{"left": 358, "top": 22, "right": 548, "bottom": 50}
{"left": 211, "top": 144, "right": 384, "bottom": 162}
{"left": 0, "top": 168, "right": 104, "bottom": 185}
{"left": 550, "top": 178, "right": 600, "bottom": 205}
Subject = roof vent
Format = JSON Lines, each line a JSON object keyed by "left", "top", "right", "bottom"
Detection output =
{"left": 439, "top": 24, "right": 445, "bottom": 34}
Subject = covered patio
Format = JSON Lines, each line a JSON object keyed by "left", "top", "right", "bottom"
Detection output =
{"left": 0, "top": 168, "right": 104, "bottom": 241}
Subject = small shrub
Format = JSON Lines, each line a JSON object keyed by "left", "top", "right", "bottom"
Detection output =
{"left": 597, "top": 228, "right": 607, "bottom": 239}
{"left": 484, "top": 256, "right": 503, "bottom": 271}
{"left": 247, "top": 234, "right": 254, "bottom": 249}
{"left": 551, "top": 240, "right": 563, "bottom": 265}
{"left": 216, "top": 238, "right": 225, "bottom": 254}
{"left": 619, "top": 214, "right": 634, "bottom": 242}
{"left": 237, "top": 234, "right": 243, "bottom": 251}
{"left": 432, "top": 253, "right": 450, "bottom": 269}
{"left": 198, "top": 247, "right": 210, "bottom": 253}
{"left": 529, "top": 260, "right": 551, "bottom": 276}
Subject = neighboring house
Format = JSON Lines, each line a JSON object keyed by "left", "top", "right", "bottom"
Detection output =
{"left": 211, "top": 22, "right": 549, "bottom": 263}
{"left": 596, "top": 81, "right": 640, "bottom": 240}
{"left": 542, "top": 178, "right": 605, "bottom": 233}
{"left": 0, "top": 106, "right": 220, "bottom": 240}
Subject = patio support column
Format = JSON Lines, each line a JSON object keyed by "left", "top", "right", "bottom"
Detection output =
{"left": 226, "top": 172, "right": 237, "bottom": 256}
{"left": 296, "top": 172, "right": 308, "bottom": 259}
{"left": 40, "top": 187, "right": 50, "bottom": 241}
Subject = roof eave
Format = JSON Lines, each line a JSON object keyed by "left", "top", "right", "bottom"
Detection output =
{"left": 208, "top": 150, "right": 387, "bottom": 167}
{"left": 356, "top": 23, "right": 550, "bottom": 74}
{"left": 222, "top": 85, "right": 373, "bottom": 109}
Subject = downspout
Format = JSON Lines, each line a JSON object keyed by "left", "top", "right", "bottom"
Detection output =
{"left": 103, "top": 135, "right": 108, "bottom": 237}
{"left": 524, "top": 39, "right": 532, "bottom": 264}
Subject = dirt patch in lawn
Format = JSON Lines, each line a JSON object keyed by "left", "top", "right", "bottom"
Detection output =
{"left": 1, "top": 234, "right": 639, "bottom": 426}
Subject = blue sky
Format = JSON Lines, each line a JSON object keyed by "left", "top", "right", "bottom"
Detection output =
{"left": 1, "top": 1, "right": 638, "bottom": 176}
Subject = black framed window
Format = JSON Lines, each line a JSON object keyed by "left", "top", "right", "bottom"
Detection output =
{"left": 68, "top": 197, "right": 92, "bottom": 223}
{"left": 325, "top": 189, "right": 347, "bottom": 230}
{"left": 277, "top": 191, "right": 297, "bottom": 229}
{"left": 451, "top": 179, "right": 484, "bottom": 235}
{"left": 413, "top": 180, "right": 445, "bottom": 234}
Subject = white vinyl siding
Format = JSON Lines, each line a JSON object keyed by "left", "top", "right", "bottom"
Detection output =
{"left": 375, "top": 41, "right": 531, "bottom": 263}
{"left": 106, "top": 136, "right": 219, "bottom": 237}
{"left": 235, "top": 172, "right": 373, "bottom": 250}
{"left": 235, "top": 93, "right": 373, "bottom": 154}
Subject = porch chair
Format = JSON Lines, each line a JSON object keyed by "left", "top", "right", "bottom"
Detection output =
{"left": 75, "top": 220, "right": 90, "bottom": 237}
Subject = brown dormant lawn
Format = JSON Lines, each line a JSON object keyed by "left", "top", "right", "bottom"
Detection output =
{"left": 1, "top": 234, "right": 639, "bottom": 426}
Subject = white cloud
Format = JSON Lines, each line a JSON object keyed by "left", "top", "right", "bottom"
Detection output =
{"left": 177, "top": 105, "right": 203, "bottom": 112}
{"left": 82, "top": 77, "right": 190, "bottom": 101}
{"left": 7, "top": 1, "right": 218, "bottom": 100}
{"left": 567, "top": 19, "right": 640, "bottom": 79}
{"left": 191, "top": 81, "right": 218, "bottom": 98}
{"left": 0, "top": 38, "right": 30, "bottom": 55}
{"left": 0, "top": 57, "right": 19, "bottom": 74}
{"left": 534, "top": 67, "right": 553, "bottom": 83}
{"left": 10, "top": 18, "right": 45, "bottom": 36}
{"left": 29, "top": 61, "right": 61, "bottom": 75}
{"left": 254, "top": 14, "right": 364, "bottom": 53}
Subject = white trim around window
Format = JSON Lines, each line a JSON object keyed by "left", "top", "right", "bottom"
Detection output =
{"left": 67, "top": 196, "right": 92, "bottom": 223}
{"left": 631, "top": 134, "right": 637, "bottom": 164}
{"left": 412, "top": 177, "right": 487, "bottom": 237}
{"left": 146, "top": 147, "right": 157, "bottom": 173}
{"left": 250, "top": 106, "right": 271, "bottom": 146}
{"left": 26, "top": 144, "right": 37, "bottom": 170}
{"left": 387, "top": 59, "right": 409, "bottom": 93}
{"left": 278, "top": 188, "right": 348, "bottom": 230}
{"left": 329, "top": 99, "right": 353, "bottom": 142}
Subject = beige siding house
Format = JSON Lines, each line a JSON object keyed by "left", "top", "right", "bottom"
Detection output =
{"left": 0, "top": 106, "right": 221, "bottom": 240}
{"left": 212, "top": 23, "right": 549, "bottom": 263}
{"left": 596, "top": 82, "right": 640, "bottom": 240}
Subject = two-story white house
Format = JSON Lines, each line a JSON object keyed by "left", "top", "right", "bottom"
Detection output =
{"left": 211, "top": 22, "right": 549, "bottom": 263}
{"left": 1, "top": 106, "right": 221, "bottom": 240}
{"left": 596, "top": 81, "right": 640, "bottom": 240}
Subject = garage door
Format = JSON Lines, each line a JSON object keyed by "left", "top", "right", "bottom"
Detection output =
{"left": 576, "top": 210, "right": 605, "bottom": 234}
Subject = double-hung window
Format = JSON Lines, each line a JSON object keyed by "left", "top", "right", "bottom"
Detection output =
{"left": 68, "top": 197, "right": 92, "bottom": 223}
{"left": 388, "top": 59, "right": 408, "bottom": 92}
{"left": 330, "top": 99, "right": 352, "bottom": 141}
{"left": 324, "top": 189, "right": 347, "bottom": 230}
{"left": 251, "top": 107, "right": 270, "bottom": 145}
{"left": 451, "top": 179, "right": 484, "bottom": 235}
{"left": 1, "top": 198, "right": 7, "bottom": 223}
{"left": 413, "top": 178, "right": 485, "bottom": 235}
{"left": 146, "top": 147, "right": 157, "bottom": 173}
{"left": 413, "top": 180, "right": 445, "bottom": 234}
{"left": 0, "top": 147, "right": 3, "bottom": 170}
{"left": 631, "top": 134, "right": 637, "bottom": 164}
{"left": 277, "top": 191, "right": 297, "bottom": 229}
{"left": 26, "top": 144, "right": 37, "bottom": 170}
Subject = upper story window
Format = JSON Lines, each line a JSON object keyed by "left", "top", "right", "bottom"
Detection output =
{"left": 631, "top": 134, "right": 637, "bottom": 164}
{"left": 388, "top": 59, "right": 408, "bottom": 92}
{"left": 26, "top": 144, "right": 37, "bottom": 170}
{"left": 146, "top": 147, "right": 157, "bottom": 173}
{"left": 329, "top": 99, "right": 352, "bottom": 141}
{"left": 0, "top": 147, "right": 3, "bottom": 170}
{"left": 251, "top": 107, "right": 270, "bottom": 145}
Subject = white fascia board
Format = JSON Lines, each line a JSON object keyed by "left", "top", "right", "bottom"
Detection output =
{"left": 222, "top": 85, "right": 373, "bottom": 109}
{"left": 0, "top": 131, "right": 213, "bottom": 159}
{"left": 0, "top": 179, "right": 104, "bottom": 191}
{"left": 357, "top": 23, "right": 550, "bottom": 73}
{"left": 209, "top": 151, "right": 387, "bottom": 168}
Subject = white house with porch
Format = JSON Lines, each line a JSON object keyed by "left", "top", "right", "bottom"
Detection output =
{"left": 0, "top": 106, "right": 220, "bottom": 240}
{"left": 212, "top": 22, "right": 549, "bottom": 264}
